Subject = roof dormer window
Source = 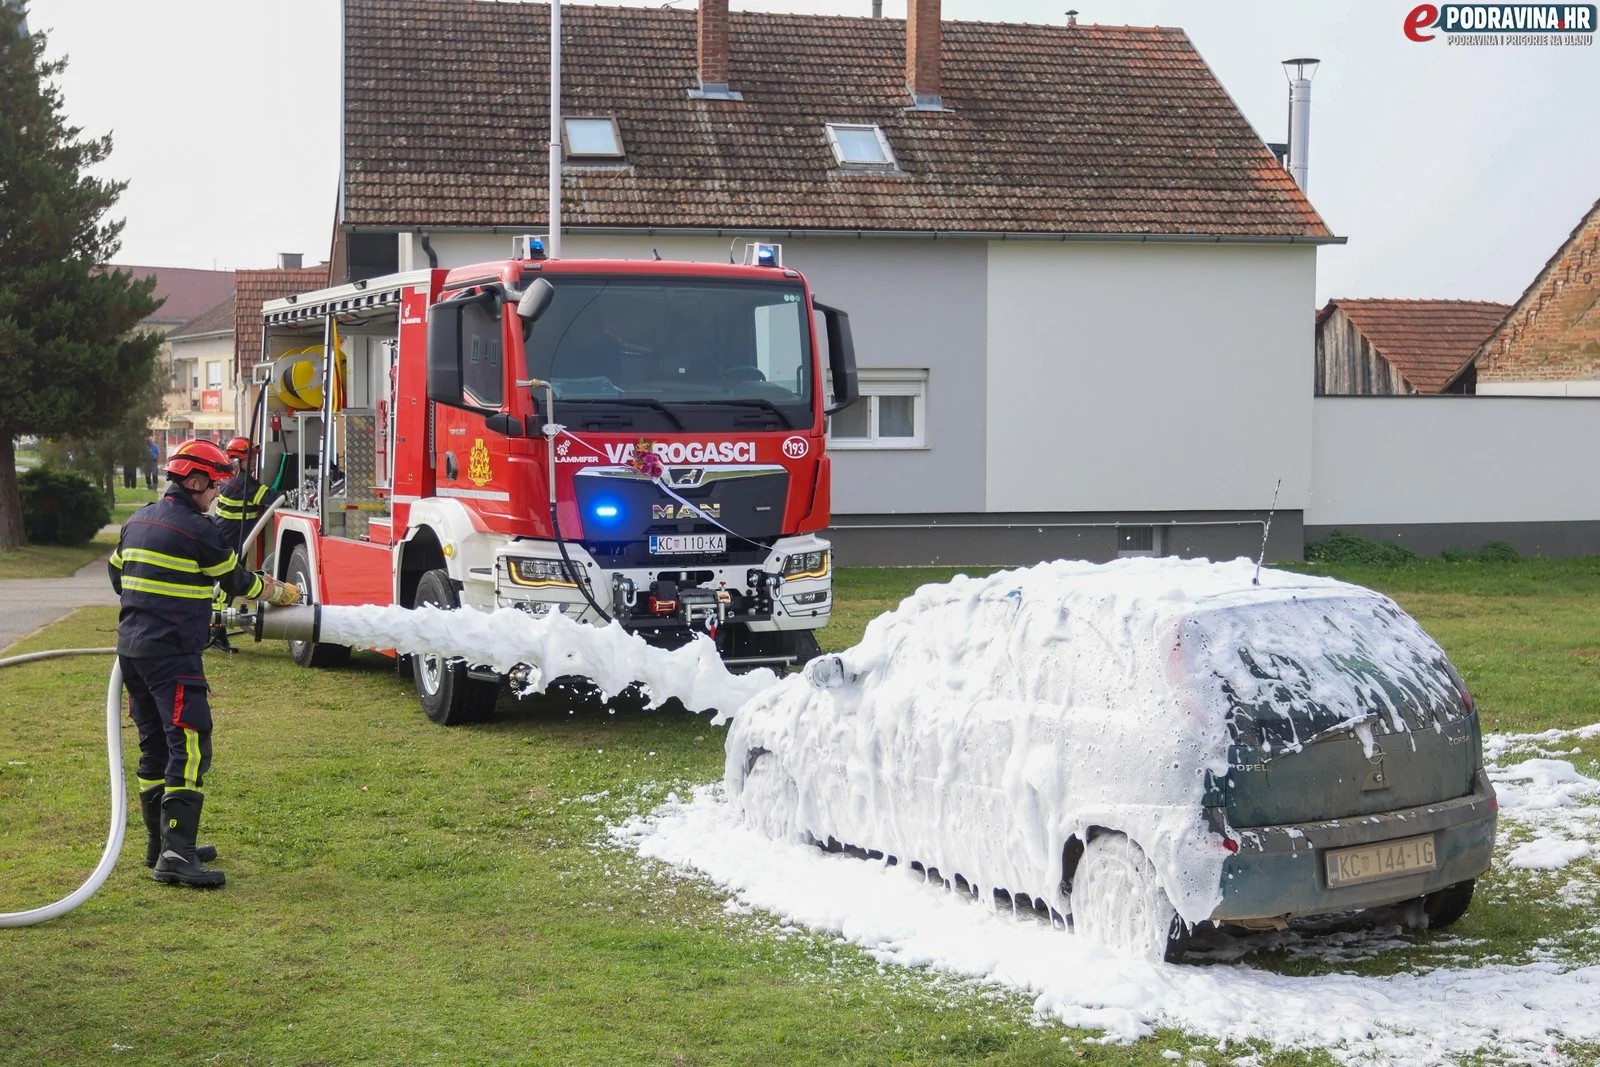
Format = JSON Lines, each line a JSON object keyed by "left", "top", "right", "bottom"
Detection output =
{"left": 825, "top": 123, "right": 897, "bottom": 169}
{"left": 562, "top": 117, "right": 625, "bottom": 161}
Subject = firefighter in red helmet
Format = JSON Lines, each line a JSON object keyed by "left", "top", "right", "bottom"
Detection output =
{"left": 108, "top": 438, "right": 302, "bottom": 888}
{"left": 208, "top": 436, "right": 280, "bottom": 652}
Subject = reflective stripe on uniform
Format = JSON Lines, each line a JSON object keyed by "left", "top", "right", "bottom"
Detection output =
{"left": 200, "top": 552, "right": 240, "bottom": 578}
{"left": 119, "top": 547, "right": 202, "bottom": 573}
{"left": 120, "top": 576, "right": 217, "bottom": 600}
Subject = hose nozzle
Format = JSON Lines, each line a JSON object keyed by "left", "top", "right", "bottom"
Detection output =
{"left": 217, "top": 604, "right": 322, "bottom": 644}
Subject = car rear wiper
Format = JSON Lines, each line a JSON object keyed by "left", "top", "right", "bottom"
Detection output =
{"left": 684, "top": 398, "right": 794, "bottom": 429}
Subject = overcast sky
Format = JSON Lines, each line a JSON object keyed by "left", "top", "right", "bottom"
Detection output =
{"left": 23, "top": 0, "right": 1599, "bottom": 306}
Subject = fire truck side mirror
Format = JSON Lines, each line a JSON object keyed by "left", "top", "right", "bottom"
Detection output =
{"left": 426, "top": 289, "right": 499, "bottom": 411}
{"left": 484, "top": 413, "right": 526, "bottom": 438}
{"left": 516, "top": 278, "right": 555, "bottom": 336}
{"left": 815, "top": 301, "right": 860, "bottom": 416}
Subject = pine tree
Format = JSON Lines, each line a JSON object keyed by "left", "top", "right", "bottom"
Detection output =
{"left": 0, "top": 5, "right": 162, "bottom": 548}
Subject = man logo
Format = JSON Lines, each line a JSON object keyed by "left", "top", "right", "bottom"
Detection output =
{"left": 666, "top": 466, "right": 705, "bottom": 488}
{"left": 651, "top": 502, "right": 720, "bottom": 520}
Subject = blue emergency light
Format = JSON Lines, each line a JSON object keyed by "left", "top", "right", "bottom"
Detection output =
{"left": 594, "top": 504, "right": 619, "bottom": 519}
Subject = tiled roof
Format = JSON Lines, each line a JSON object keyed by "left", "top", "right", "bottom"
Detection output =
{"left": 168, "top": 293, "right": 237, "bottom": 340}
{"left": 343, "top": 1, "right": 1333, "bottom": 239}
{"left": 99, "top": 264, "right": 236, "bottom": 327}
{"left": 1318, "top": 299, "right": 1511, "bottom": 394}
{"left": 234, "top": 265, "right": 333, "bottom": 370}
{"left": 1445, "top": 197, "right": 1600, "bottom": 389}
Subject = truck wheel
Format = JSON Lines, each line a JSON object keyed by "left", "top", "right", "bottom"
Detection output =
{"left": 1070, "top": 833, "right": 1191, "bottom": 964}
{"left": 285, "top": 545, "right": 350, "bottom": 668}
{"left": 1422, "top": 879, "right": 1476, "bottom": 930}
{"left": 412, "top": 568, "right": 499, "bottom": 725}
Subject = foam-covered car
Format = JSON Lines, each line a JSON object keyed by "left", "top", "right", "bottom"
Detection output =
{"left": 725, "top": 558, "right": 1497, "bottom": 962}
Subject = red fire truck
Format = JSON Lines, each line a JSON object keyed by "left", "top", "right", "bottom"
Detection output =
{"left": 249, "top": 238, "right": 857, "bottom": 724}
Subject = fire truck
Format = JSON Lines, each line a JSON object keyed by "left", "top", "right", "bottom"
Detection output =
{"left": 249, "top": 238, "right": 857, "bottom": 724}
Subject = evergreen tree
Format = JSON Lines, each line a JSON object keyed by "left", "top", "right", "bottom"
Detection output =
{"left": 0, "top": 5, "right": 162, "bottom": 548}
{"left": 39, "top": 331, "right": 165, "bottom": 507}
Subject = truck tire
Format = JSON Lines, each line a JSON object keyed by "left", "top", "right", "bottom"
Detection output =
{"left": 412, "top": 568, "right": 499, "bottom": 725}
{"left": 285, "top": 545, "right": 350, "bottom": 668}
{"left": 1422, "top": 878, "right": 1476, "bottom": 930}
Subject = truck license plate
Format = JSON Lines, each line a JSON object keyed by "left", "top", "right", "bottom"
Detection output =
{"left": 1325, "top": 833, "right": 1436, "bottom": 888}
{"left": 649, "top": 534, "right": 726, "bottom": 555}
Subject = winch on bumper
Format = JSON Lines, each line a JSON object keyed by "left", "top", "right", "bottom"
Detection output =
{"left": 492, "top": 538, "right": 831, "bottom": 666}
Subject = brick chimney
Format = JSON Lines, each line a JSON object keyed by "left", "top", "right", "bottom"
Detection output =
{"left": 906, "top": 0, "right": 943, "bottom": 110}
{"left": 692, "top": 0, "right": 740, "bottom": 100}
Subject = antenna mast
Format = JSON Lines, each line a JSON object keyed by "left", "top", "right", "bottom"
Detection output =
{"left": 1253, "top": 478, "right": 1282, "bottom": 586}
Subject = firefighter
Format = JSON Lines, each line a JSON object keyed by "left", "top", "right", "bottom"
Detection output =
{"left": 109, "top": 438, "right": 302, "bottom": 888}
{"left": 208, "top": 436, "right": 278, "bottom": 652}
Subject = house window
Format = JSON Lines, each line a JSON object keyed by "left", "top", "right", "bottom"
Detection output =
{"left": 206, "top": 361, "right": 222, "bottom": 388}
{"left": 1116, "top": 525, "right": 1162, "bottom": 557}
{"left": 562, "top": 117, "right": 624, "bottom": 161}
{"left": 826, "top": 369, "right": 926, "bottom": 449}
{"left": 824, "top": 123, "right": 897, "bottom": 168}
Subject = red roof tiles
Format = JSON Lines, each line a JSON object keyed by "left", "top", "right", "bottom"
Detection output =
{"left": 1318, "top": 299, "right": 1511, "bottom": 394}
{"left": 234, "top": 265, "right": 333, "bottom": 371}
{"left": 342, "top": 1, "right": 1333, "bottom": 240}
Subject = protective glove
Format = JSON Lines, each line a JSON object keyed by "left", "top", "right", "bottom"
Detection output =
{"left": 257, "top": 574, "right": 304, "bottom": 607}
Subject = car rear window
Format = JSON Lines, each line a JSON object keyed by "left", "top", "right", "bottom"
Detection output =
{"left": 1177, "top": 593, "right": 1466, "bottom": 752}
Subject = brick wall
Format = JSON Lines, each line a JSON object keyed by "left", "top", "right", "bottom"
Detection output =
{"left": 1478, "top": 205, "right": 1600, "bottom": 383}
{"left": 697, "top": 0, "right": 729, "bottom": 88}
{"left": 906, "top": 0, "right": 941, "bottom": 99}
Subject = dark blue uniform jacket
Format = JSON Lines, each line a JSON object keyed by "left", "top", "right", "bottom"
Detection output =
{"left": 109, "top": 486, "right": 265, "bottom": 657}
{"left": 213, "top": 472, "right": 277, "bottom": 554}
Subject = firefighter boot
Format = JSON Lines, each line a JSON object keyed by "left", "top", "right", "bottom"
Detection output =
{"left": 137, "top": 784, "right": 217, "bottom": 869}
{"left": 152, "top": 791, "right": 226, "bottom": 888}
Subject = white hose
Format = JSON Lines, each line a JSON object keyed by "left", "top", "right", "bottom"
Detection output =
{"left": 0, "top": 650, "right": 126, "bottom": 928}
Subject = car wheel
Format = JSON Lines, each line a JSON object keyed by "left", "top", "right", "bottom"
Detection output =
{"left": 1422, "top": 878, "right": 1476, "bottom": 929}
{"left": 285, "top": 545, "right": 350, "bottom": 668}
{"left": 739, "top": 751, "right": 803, "bottom": 842}
{"left": 411, "top": 568, "right": 500, "bottom": 726}
{"left": 1071, "top": 833, "right": 1191, "bottom": 963}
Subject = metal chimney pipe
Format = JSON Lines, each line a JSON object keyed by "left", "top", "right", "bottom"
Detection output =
{"left": 1282, "top": 57, "right": 1319, "bottom": 191}
{"left": 548, "top": 0, "right": 563, "bottom": 259}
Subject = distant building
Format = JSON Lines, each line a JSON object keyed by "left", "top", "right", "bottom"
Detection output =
{"left": 1315, "top": 299, "right": 1509, "bottom": 395}
{"left": 1447, "top": 198, "right": 1600, "bottom": 396}
{"left": 166, "top": 293, "right": 239, "bottom": 443}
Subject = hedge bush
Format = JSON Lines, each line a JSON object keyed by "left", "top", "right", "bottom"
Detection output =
{"left": 1304, "top": 529, "right": 1422, "bottom": 566}
{"left": 19, "top": 467, "right": 112, "bottom": 546}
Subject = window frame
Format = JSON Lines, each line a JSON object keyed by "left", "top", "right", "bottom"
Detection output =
{"left": 826, "top": 368, "right": 927, "bottom": 450}
{"left": 561, "top": 116, "right": 625, "bottom": 162}
{"left": 1115, "top": 525, "right": 1164, "bottom": 558}
{"left": 824, "top": 123, "right": 898, "bottom": 169}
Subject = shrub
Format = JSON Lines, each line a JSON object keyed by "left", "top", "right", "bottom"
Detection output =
{"left": 1440, "top": 546, "right": 1471, "bottom": 563}
{"left": 1476, "top": 540, "right": 1521, "bottom": 563}
{"left": 1305, "top": 530, "right": 1422, "bottom": 566}
{"left": 19, "top": 467, "right": 112, "bottom": 546}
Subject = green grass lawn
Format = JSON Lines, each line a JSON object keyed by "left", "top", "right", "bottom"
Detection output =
{"left": 0, "top": 561, "right": 1596, "bottom": 1065}
{"left": 0, "top": 529, "right": 118, "bottom": 580}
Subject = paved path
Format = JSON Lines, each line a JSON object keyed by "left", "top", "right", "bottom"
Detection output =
{"left": 0, "top": 538, "right": 119, "bottom": 655}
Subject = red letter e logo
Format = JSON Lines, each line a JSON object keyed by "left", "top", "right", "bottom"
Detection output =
{"left": 1405, "top": 3, "right": 1440, "bottom": 41}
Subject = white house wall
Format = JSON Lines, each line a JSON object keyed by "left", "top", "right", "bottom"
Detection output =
{"left": 1309, "top": 397, "right": 1600, "bottom": 525}
{"left": 398, "top": 231, "right": 988, "bottom": 515}
{"left": 983, "top": 242, "right": 1316, "bottom": 514}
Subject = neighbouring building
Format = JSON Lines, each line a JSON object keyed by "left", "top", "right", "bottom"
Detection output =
{"left": 166, "top": 293, "right": 239, "bottom": 443}
{"left": 1445, "top": 198, "right": 1600, "bottom": 396}
{"left": 100, "top": 264, "right": 236, "bottom": 456}
{"left": 324, "top": 0, "right": 1340, "bottom": 563}
{"left": 1315, "top": 299, "right": 1509, "bottom": 395}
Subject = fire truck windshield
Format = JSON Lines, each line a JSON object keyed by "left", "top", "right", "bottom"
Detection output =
{"left": 521, "top": 276, "right": 815, "bottom": 432}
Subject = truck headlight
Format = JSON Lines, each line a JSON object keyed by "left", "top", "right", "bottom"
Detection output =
{"left": 507, "top": 558, "right": 580, "bottom": 588}
{"left": 783, "top": 549, "right": 829, "bottom": 580}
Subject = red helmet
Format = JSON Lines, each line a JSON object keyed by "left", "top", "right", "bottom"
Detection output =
{"left": 164, "top": 439, "right": 233, "bottom": 481}
{"left": 225, "top": 436, "right": 255, "bottom": 461}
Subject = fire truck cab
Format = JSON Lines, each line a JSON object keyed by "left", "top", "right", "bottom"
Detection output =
{"left": 252, "top": 240, "right": 857, "bottom": 724}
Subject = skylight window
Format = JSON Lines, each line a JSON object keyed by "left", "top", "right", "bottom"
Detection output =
{"left": 825, "top": 123, "right": 896, "bottom": 168}
{"left": 562, "top": 117, "right": 624, "bottom": 161}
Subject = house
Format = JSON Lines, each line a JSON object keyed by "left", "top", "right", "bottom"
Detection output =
{"left": 1314, "top": 299, "right": 1509, "bottom": 395}
{"left": 1444, "top": 198, "right": 1600, "bottom": 396}
{"left": 99, "top": 264, "right": 236, "bottom": 454}
{"left": 324, "top": 0, "right": 1339, "bottom": 564}
{"left": 165, "top": 293, "right": 239, "bottom": 444}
